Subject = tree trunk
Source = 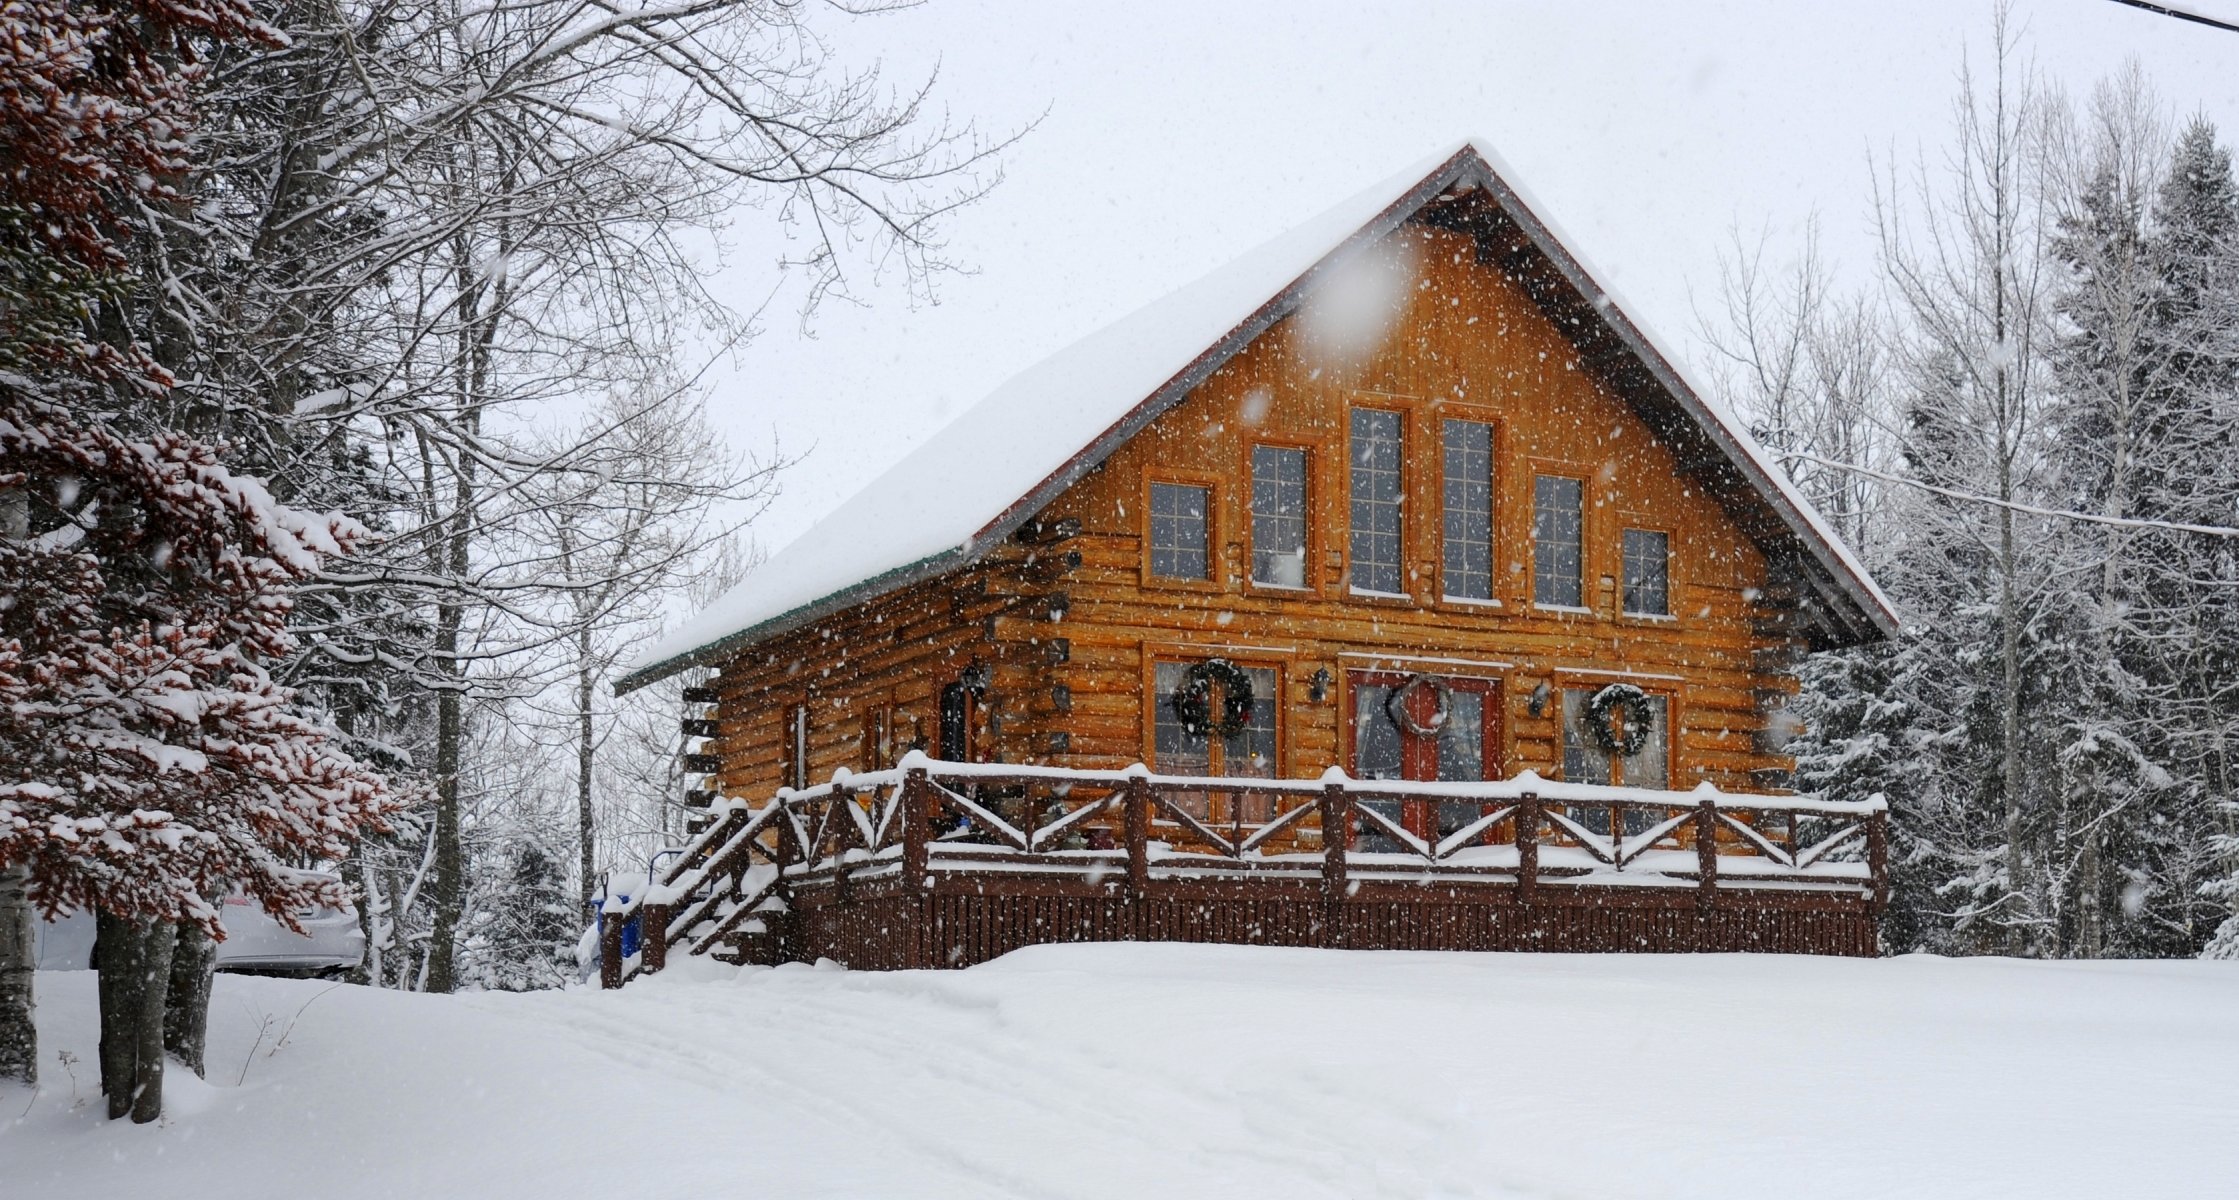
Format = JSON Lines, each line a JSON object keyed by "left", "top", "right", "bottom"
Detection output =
{"left": 163, "top": 916, "right": 218, "bottom": 1077}
{"left": 427, "top": 669, "right": 464, "bottom": 993}
{"left": 95, "top": 910, "right": 174, "bottom": 1122}
{"left": 0, "top": 860, "right": 34, "bottom": 1086}
{"left": 578, "top": 630, "right": 598, "bottom": 914}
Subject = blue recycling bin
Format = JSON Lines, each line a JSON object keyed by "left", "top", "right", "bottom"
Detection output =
{"left": 590, "top": 888, "right": 641, "bottom": 959}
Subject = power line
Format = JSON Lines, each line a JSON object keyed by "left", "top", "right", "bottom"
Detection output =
{"left": 1783, "top": 451, "right": 2239, "bottom": 539}
{"left": 2107, "top": 0, "right": 2239, "bottom": 34}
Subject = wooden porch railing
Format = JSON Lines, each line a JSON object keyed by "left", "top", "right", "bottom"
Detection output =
{"left": 596, "top": 752, "right": 1888, "bottom": 988}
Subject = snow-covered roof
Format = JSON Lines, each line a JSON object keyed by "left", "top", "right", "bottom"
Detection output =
{"left": 618, "top": 140, "right": 1896, "bottom": 693}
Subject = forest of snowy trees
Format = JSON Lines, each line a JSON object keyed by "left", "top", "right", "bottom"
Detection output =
{"left": 0, "top": 0, "right": 996, "bottom": 1116}
{"left": 1704, "top": 17, "right": 2239, "bottom": 960}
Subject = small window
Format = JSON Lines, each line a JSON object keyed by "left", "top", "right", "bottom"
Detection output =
{"left": 1442, "top": 419, "right": 1494, "bottom": 600}
{"left": 1148, "top": 482, "right": 1211, "bottom": 580}
{"left": 1622, "top": 528, "right": 1670, "bottom": 616}
{"left": 1250, "top": 446, "right": 1310, "bottom": 588}
{"left": 1349, "top": 408, "right": 1404, "bottom": 594}
{"left": 1532, "top": 475, "right": 1584, "bottom": 608}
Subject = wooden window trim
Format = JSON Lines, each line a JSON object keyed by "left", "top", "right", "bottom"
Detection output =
{"left": 1344, "top": 402, "right": 1413, "bottom": 603}
{"left": 1139, "top": 470, "right": 1225, "bottom": 594}
{"left": 1241, "top": 437, "right": 1321, "bottom": 599}
{"left": 1525, "top": 457, "right": 1594, "bottom": 618}
{"left": 1616, "top": 516, "right": 1681, "bottom": 628}
{"left": 1139, "top": 641, "right": 1288, "bottom": 778}
{"left": 1430, "top": 405, "right": 1506, "bottom": 616}
{"left": 1551, "top": 672, "right": 1682, "bottom": 789}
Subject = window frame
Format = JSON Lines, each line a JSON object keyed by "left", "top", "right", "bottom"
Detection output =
{"left": 1345, "top": 403, "right": 1411, "bottom": 600}
{"left": 1434, "top": 412, "right": 1503, "bottom": 610}
{"left": 1527, "top": 462, "right": 1592, "bottom": 614}
{"left": 1141, "top": 645, "right": 1288, "bottom": 824}
{"left": 1244, "top": 439, "right": 1319, "bottom": 596}
{"left": 1552, "top": 675, "right": 1681, "bottom": 791}
{"left": 1553, "top": 676, "right": 1683, "bottom": 843}
{"left": 1618, "top": 520, "right": 1678, "bottom": 623}
{"left": 1140, "top": 470, "right": 1224, "bottom": 592}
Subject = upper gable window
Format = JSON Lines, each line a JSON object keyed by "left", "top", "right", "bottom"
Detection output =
{"left": 1250, "top": 445, "right": 1309, "bottom": 588}
{"left": 1149, "top": 482, "right": 1211, "bottom": 581}
{"left": 1348, "top": 408, "right": 1404, "bottom": 594}
{"left": 1532, "top": 475, "right": 1584, "bottom": 608}
{"left": 1622, "top": 528, "right": 1670, "bottom": 617}
{"left": 1441, "top": 419, "right": 1494, "bottom": 601}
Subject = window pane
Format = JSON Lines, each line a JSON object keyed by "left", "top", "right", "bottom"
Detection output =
{"left": 1251, "top": 446, "right": 1309, "bottom": 587}
{"left": 1561, "top": 689, "right": 1612, "bottom": 836}
{"left": 1353, "top": 683, "right": 1402, "bottom": 780}
{"left": 1435, "top": 690, "right": 1484, "bottom": 783}
{"left": 1153, "top": 662, "right": 1211, "bottom": 775}
{"left": 1442, "top": 420, "right": 1494, "bottom": 600}
{"left": 1435, "top": 689, "right": 1488, "bottom": 841}
{"left": 1622, "top": 528, "right": 1670, "bottom": 616}
{"left": 1221, "top": 666, "right": 1279, "bottom": 778}
{"left": 1533, "top": 475, "right": 1583, "bottom": 607}
{"left": 1349, "top": 409, "right": 1404, "bottom": 594}
{"left": 1620, "top": 695, "right": 1670, "bottom": 835}
{"left": 1149, "top": 482, "right": 1210, "bottom": 580}
{"left": 1627, "top": 695, "right": 1670, "bottom": 790}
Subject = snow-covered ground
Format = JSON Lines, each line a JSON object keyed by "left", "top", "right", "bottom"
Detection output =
{"left": 6, "top": 946, "right": 2236, "bottom": 1199}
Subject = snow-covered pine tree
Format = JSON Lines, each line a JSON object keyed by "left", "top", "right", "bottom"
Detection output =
{"left": 468, "top": 843, "right": 579, "bottom": 991}
{"left": 0, "top": 402, "right": 404, "bottom": 1118}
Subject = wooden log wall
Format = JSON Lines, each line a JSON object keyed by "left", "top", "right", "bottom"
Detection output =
{"left": 712, "top": 217, "right": 1803, "bottom": 799}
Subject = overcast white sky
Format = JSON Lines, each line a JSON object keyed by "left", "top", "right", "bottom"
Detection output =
{"left": 692, "top": 0, "right": 2239, "bottom": 564}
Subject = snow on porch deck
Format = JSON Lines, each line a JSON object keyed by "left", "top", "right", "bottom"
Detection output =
{"left": 10, "top": 947, "right": 2238, "bottom": 1199}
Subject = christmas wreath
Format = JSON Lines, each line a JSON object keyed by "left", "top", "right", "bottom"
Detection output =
{"left": 1586, "top": 683, "right": 1656, "bottom": 758}
{"left": 1171, "top": 658, "right": 1257, "bottom": 739}
{"left": 1386, "top": 673, "right": 1453, "bottom": 738}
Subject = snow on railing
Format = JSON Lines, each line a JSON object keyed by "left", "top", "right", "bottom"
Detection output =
{"left": 598, "top": 752, "right": 1889, "bottom": 988}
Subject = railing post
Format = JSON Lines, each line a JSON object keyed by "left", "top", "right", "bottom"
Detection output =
{"left": 642, "top": 903, "right": 670, "bottom": 974}
{"left": 1516, "top": 792, "right": 1540, "bottom": 906}
{"left": 1319, "top": 775, "right": 1351, "bottom": 948}
{"left": 1124, "top": 774, "right": 1152, "bottom": 899}
{"left": 903, "top": 765, "right": 931, "bottom": 891}
{"left": 1695, "top": 799, "right": 1718, "bottom": 911}
{"left": 1867, "top": 806, "right": 1889, "bottom": 911}
{"left": 598, "top": 908, "right": 623, "bottom": 990}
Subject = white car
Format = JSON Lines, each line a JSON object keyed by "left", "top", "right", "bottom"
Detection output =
{"left": 32, "top": 872, "right": 366, "bottom": 976}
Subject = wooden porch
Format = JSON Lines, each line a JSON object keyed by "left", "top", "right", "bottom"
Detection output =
{"left": 598, "top": 755, "right": 1888, "bottom": 986}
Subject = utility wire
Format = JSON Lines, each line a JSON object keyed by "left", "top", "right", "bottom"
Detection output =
{"left": 2106, "top": 0, "right": 2239, "bottom": 34}
{"left": 1782, "top": 450, "right": 2239, "bottom": 539}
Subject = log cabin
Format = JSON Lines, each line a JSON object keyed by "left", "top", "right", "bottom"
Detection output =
{"left": 600, "top": 140, "right": 1899, "bottom": 981}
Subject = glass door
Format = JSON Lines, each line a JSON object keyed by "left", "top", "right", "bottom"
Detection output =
{"left": 1350, "top": 671, "right": 1499, "bottom": 850}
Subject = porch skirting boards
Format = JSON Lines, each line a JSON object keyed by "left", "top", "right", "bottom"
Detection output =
{"left": 725, "top": 876, "right": 1878, "bottom": 970}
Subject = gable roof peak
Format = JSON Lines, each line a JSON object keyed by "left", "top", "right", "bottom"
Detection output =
{"left": 619, "top": 138, "right": 1893, "bottom": 693}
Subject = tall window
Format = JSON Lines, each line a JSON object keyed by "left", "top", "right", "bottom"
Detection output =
{"left": 1442, "top": 419, "right": 1494, "bottom": 600}
{"left": 1622, "top": 528, "right": 1670, "bottom": 616}
{"left": 1250, "top": 446, "right": 1309, "bottom": 588}
{"left": 1149, "top": 482, "right": 1210, "bottom": 580}
{"left": 1532, "top": 474, "right": 1583, "bottom": 607}
{"left": 1349, "top": 408, "right": 1404, "bottom": 594}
